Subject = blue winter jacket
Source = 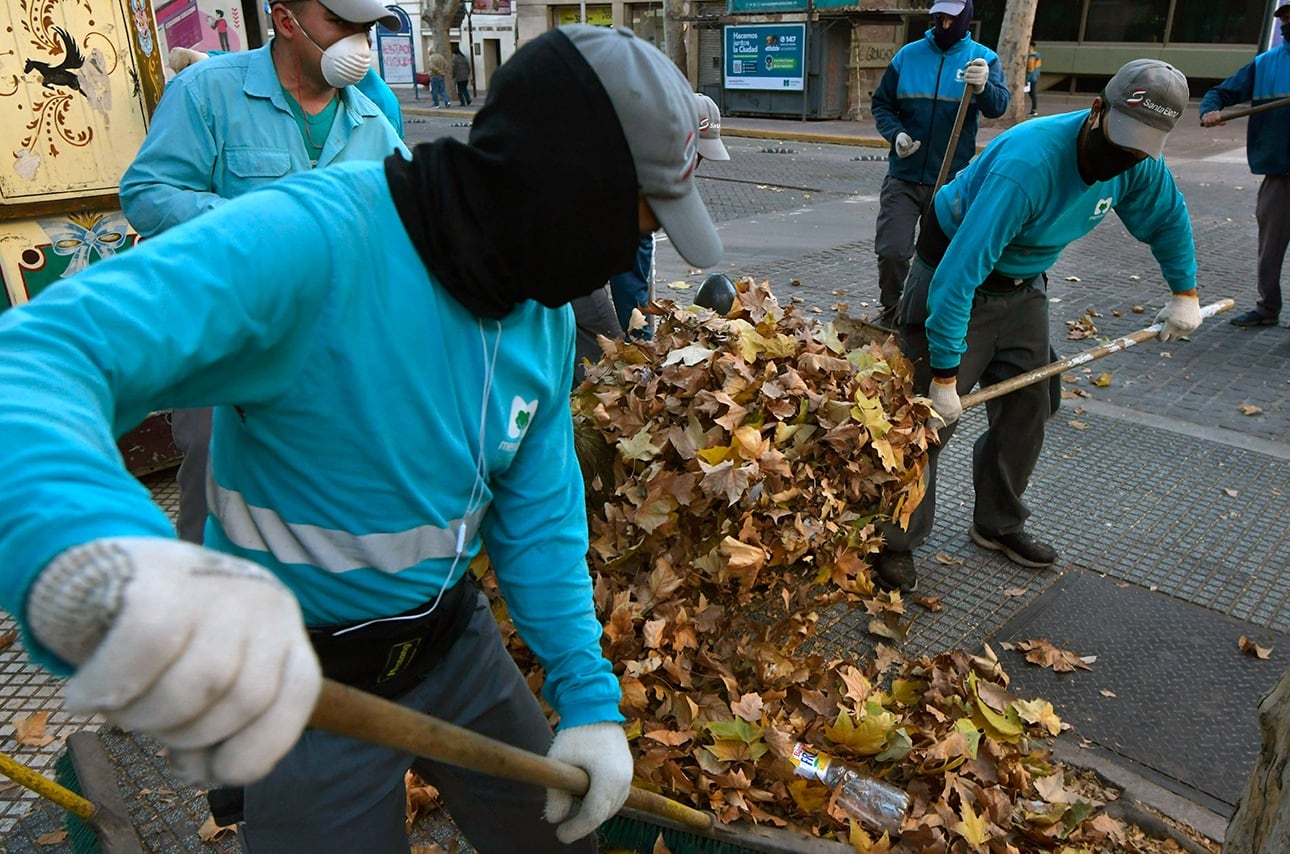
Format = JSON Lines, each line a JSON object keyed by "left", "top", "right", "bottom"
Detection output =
{"left": 871, "top": 30, "right": 1010, "bottom": 185}
{"left": 1199, "top": 42, "right": 1290, "bottom": 175}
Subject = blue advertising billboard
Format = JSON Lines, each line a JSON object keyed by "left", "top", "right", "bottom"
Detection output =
{"left": 724, "top": 23, "right": 806, "bottom": 91}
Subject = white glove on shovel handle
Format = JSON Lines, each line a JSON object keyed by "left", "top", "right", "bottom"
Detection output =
{"left": 963, "top": 58, "right": 989, "bottom": 93}
{"left": 27, "top": 537, "right": 321, "bottom": 786}
{"left": 1156, "top": 292, "right": 1201, "bottom": 342}
{"left": 544, "top": 722, "right": 634, "bottom": 843}
{"left": 928, "top": 377, "right": 963, "bottom": 427}
{"left": 894, "top": 132, "right": 921, "bottom": 159}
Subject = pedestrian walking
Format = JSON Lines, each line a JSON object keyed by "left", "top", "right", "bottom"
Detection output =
{"left": 0, "top": 24, "right": 720, "bottom": 851}
{"left": 870, "top": 0, "right": 1010, "bottom": 328}
{"left": 426, "top": 48, "right": 451, "bottom": 107}
{"left": 452, "top": 44, "right": 472, "bottom": 106}
{"left": 121, "top": 0, "right": 408, "bottom": 547}
{"left": 1025, "top": 40, "right": 1042, "bottom": 116}
{"left": 1199, "top": 2, "right": 1290, "bottom": 328}
{"left": 872, "top": 59, "right": 1203, "bottom": 592}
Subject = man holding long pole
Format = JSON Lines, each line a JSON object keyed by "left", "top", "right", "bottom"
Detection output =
{"left": 872, "top": 59, "right": 1204, "bottom": 593}
{"left": 870, "top": 0, "right": 1009, "bottom": 328}
{"left": 1199, "top": 1, "right": 1290, "bottom": 329}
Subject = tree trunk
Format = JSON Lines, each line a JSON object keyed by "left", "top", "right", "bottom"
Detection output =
{"left": 1227, "top": 663, "right": 1290, "bottom": 853}
{"left": 989, "top": 0, "right": 1038, "bottom": 128}
{"left": 421, "top": 0, "right": 461, "bottom": 57}
{"left": 662, "top": 0, "right": 688, "bottom": 75}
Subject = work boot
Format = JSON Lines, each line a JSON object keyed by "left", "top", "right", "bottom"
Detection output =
{"left": 969, "top": 525, "right": 1056, "bottom": 568}
{"left": 874, "top": 551, "right": 917, "bottom": 593}
{"left": 1230, "top": 309, "right": 1279, "bottom": 327}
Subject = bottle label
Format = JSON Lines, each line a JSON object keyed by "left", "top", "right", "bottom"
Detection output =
{"left": 790, "top": 743, "right": 831, "bottom": 782}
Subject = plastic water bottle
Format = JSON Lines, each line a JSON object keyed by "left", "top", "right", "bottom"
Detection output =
{"left": 789, "top": 742, "right": 910, "bottom": 836}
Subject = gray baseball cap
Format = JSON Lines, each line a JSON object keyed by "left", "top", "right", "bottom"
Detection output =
{"left": 562, "top": 25, "right": 723, "bottom": 270}
{"left": 929, "top": 0, "right": 967, "bottom": 14}
{"left": 1103, "top": 59, "right": 1188, "bottom": 158}
{"left": 316, "top": 0, "right": 400, "bottom": 31}
{"left": 695, "top": 93, "right": 730, "bottom": 161}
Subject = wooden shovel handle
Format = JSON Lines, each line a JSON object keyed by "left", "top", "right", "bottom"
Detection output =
{"left": 959, "top": 298, "right": 1234, "bottom": 410}
{"left": 309, "top": 678, "right": 714, "bottom": 832}
{"left": 1218, "top": 96, "right": 1290, "bottom": 122}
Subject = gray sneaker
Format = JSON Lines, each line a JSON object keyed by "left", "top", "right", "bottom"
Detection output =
{"left": 969, "top": 525, "right": 1056, "bottom": 568}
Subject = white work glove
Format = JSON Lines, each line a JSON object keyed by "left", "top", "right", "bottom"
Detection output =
{"left": 543, "top": 722, "right": 633, "bottom": 843}
{"left": 927, "top": 376, "right": 962, "bottom": 427}
{"left": 894, "top": 132, "right": 921, "bottom": 159}
{"left": 27, "top": 538, "right": 320, "bottom": 786}
{"left": 168, "top": 46, "right": 209, "bottom": 74}
{"left": 1155, "top": 292, "right": 1201, "bottom": 342}
{"left": 964, "top": 58, "right": 989, "bottom": 94}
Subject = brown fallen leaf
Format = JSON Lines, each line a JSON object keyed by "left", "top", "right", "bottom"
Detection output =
{"left": 1240, "top": 635, "right": 1273, "bottom": 660}
{"left": 198, "top": 815, "right": 236, "bottom": 843}
{"left": 1100, "top": 689, "right": 1117, "bottom": 698}
{"left": 0, "top": 629, "right": 17, "bottom": 653}
{"left": 1016, "top": 639, "right": 1094, "bottom": 672}
{"left": 1238, "top": 404, "right": 1263, "bottom": 416}
{"left": 1001, "top": 587, "right": 1028, "bottom": 597}
{"left": 1068, "top": 420, "right": 1088, "bottom": 431}
{"left": 731, "top": 692, "right": 765, "bottom": 721}
{"left": 1131, "top": 305, "right": 1145, "bottom": 313}
{"left": 36, "top": 830, "right": 68, "bottom": 845}
{"left": 934, "top": 552, "right": 964, "bottom": 566}
{"left": 14, "top": 711, "right": 55, "bottom": 747}
{"left": 915, "top": 595, "right": 943, "bottom": 612}
{"left": 1223, "top": 488, "right": 1239, "bottom": 498}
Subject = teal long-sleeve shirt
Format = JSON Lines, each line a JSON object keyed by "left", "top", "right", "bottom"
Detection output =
{"left": 925, "top": 110, "right": 1197, "bottom": 371}
{"left": 0, "top": 162, "right": 622, "bottom": 729}
{"left": 119, "top": 42, "right": 408, "bottom": 237}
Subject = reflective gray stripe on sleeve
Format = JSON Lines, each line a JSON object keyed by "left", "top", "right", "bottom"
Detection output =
{"left": 208, "top": 482, "right": 488, "bottom": 573}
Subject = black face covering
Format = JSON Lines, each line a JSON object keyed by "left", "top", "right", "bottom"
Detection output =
{"left": 933, "top": 0, "right": 973, "bottom": 51}
{"left": 1081, "top": 109, "right": 1145, "bottom": 183}
{"left": 384, "top": 30, "right": 638, "bottom": 319}
{"left": 1281, "top": 20, "right": 1290, "bottom": 42}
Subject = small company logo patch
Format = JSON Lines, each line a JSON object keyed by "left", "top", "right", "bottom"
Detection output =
{"left": 1093, "top": 197, "right": 1113, "bottom": 217}
{"left": 507, "top": 396, "right": 538, "bottom": 441}
{"left": 1124, "top": 88, "right": 1147, "bottom": 106}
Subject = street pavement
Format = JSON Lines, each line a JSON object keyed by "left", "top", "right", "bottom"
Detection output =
{"left": 3, "top": 89, "right": 1287, "bottom": 850}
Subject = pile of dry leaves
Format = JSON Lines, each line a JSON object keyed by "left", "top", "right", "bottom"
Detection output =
{"left": 482, "top": 281, "right": 1191, "bottom": 851}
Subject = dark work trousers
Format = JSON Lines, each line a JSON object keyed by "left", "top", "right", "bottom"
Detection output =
{"left": 608, "top": 234, "right": 654, "bottom": 335}
{"left": 1255, "top": 173, "right": 1290, "bottom": 318}
{"left": 881, "top": 261, "right": 1052, "bottom": 553}
{"left": 171, "top": 406, "right": 211, "bottom": 544}
{"left": 239, "top": 591, "right": 596, "bottom": 853}
{"left": 874, "top": 176, "right": 934, "bottom": 317}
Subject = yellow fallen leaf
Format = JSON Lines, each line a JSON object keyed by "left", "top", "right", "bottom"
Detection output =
{"left": 1091, "top": 372, "right": 1113, "bottom": 388}
{"left": 1013, "top": 698, "right": 1063, "bottom": 735}
{"left": 954, "top": 800, "right": 992, "bottom": 847}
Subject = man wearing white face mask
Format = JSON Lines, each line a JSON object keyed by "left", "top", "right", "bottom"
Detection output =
{"left": 119, "top": 0, "right": 408, "bottom": 550}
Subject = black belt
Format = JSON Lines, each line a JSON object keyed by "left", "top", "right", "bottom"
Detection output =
{"left": 980, "top": 270, "right": 1040, "bottom": 294}
{"left": 307, "top": 573, "right": 478, "bottom": 700}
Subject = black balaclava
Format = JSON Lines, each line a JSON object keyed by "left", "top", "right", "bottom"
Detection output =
{"left": 1282, "top": 19, "right": 1290, "bottom": 43}
{"left": 384, "top": 30, "right": 638, "bottom": 319}
{"left": 1080, "top": 103, "right": 1145, "bottom": 184}
{"left": 933, "top": 0, "right": 974, "bottom": 52}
